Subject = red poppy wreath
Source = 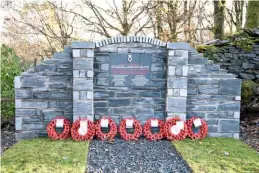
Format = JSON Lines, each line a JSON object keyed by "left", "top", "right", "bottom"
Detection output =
{"left": 143, "top": 118, "right": 164, "bottom": 141}
{"left": 119, "top": 118, "right": 142, "bottom": 141}
{"left": 71, "top": 118, "right": 95, "bottom": 141}
{"left": 47, "top": 116, "right": 71, "bottom": 140}
{"left": 95, "top": 117, "right": 117, "bottom": 140}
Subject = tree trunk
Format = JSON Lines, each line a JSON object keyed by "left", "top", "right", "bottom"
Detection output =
{"left": 245, "top": 1, "right": 259, "bottom": 29}
{"left": 234, "top": 1, "right": 244, "bottom": 32}
{"left": 213, "top": 0, "right": 225, "bottom": 39}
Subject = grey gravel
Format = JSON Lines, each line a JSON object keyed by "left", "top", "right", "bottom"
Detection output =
{"left": 86, "top": 138, "right": 192, "bottom": 173}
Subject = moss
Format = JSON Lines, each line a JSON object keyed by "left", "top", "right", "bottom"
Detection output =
{"left": 231, "top": 38, "right": 254, "bottom": 51}
{"left": 196, "top": 45, "right": 217, "bottom": 53}
{"left": 241, "top": 80, "right": 258, "bottom": 103}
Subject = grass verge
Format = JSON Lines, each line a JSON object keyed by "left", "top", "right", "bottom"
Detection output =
{"left": 173, "top": 138, "right": 259, "bottom": 173}
{"left": 1, "top": 138, "right": 89, "bottom": 173}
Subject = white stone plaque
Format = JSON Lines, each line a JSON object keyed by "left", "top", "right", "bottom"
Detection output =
{"left": 193, "top": 118, "right": 202, "bottom": 127}
{"left": 100, "top": 119, "right": 109, "bottom": 128}
{"left": 56, "top": 119, "right": 64, "bottom": 128}
{"left": 176, "top": 121, "right": 184, "bottom": 130}
{"left": 151, "top": 120, "right": 158, "bottom": 127}
{"left": 78, "top": 121, "right": 88, "bottom": 135}
{"left": 126, "top": 119, "right": 133, "bottom": 128}
{"left": 170, "top": 125, "right": 180, "bottom": 135}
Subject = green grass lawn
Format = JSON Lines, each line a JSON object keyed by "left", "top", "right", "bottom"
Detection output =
{"left": 1, "top": 138, "right": 89, "bottom": 173}
{"left": 173, "top": 138, "right": 259, "bottom": 173}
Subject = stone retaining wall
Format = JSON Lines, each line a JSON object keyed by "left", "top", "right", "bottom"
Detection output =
{"left": 204, "top": 44, "right": 259, "bottom": 81}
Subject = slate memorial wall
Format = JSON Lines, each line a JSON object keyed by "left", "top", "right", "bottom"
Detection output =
{"left": 14, "top": 36, "right": 242, "bottom": 140}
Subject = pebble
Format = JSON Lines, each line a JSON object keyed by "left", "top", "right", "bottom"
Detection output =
{"left": 86, "top": 138, "right": 192, "bottom": 173}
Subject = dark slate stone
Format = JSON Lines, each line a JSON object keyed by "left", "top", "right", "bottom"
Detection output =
{"left": 94, "top": 108, "right": 109, "bottom": 114}
{"left": 21, "top": 101, "right": 48, "bottom": 108}
{"left": 94, "top": 102, "right": 107, "bottom": 107}
{"left": 151, "top": 72, "right": 165, "bottom": 79}
{"left": 94, "top": 72, "right": 109, "bottom": 78}
{"left": 240, "top": 73, "right": 255, "bottom": 80}
{"left": 113, "top": 107, "right": 133, "bottom": 115}
{"left": 155, "top": 112, "right": 165, "bottom": 120}
{"left": 208, "top": 126, "right": 218, "bottom": 133}
{"left": 15, "top": 90, "right": 31, "bottom": 99}
{"left": 43, "top": 110, "right": 64, "bottom": 120}
{"left": 16, "top": 109, "right": 36, "bottom": 117}
{"left": 116, "top": 92, "right": 138, "bottom": 97}
{"left": 50, "top": 91, "right": 72, "bottom": 99}
{"left": 48, "top": 101, "right": 57, "bottom": 108}
{"left": 187, "top": 87, "right": 197, "bottom": 95}
{"left": 94, "top": 56, "right": 109, "bottom": 63}
{"left": 108, "top": 99, "right": 130, "bottom": 107}
{"left": 73, "top": 58, "right": 93, "bottom": 70}
{"left": 198, "top": 85, "right": 219, "bottom": 94}
{"left": 16, "top": 131, "right": 38, "bottom": 140}
{"left": 57, "top": 101, "right": 73, "bottom": 111}
{"left": 167, "top": 77, "right": 187, "bottom": 89}
{"left": 167, "top": 42, "right": 190, "bottom": 50}
{"left": 132, "top": 98, "right": 153, "bottom": 105}
{"left": 73, "top": 101, "right": 93, "bottom": 116}
{"left": 94, "top": 91, "right": 115, "bottom": 99}
{"left": 71, "top": 42, "right": 95, "bottom": 48}
{"left": 36, "top": 64, "right": 57, "bottom": 72}
{"left": 21, "top": 76, "right": 45, "bottom": 88}
{"left": 189, "top": 58, "right": 208, "bottom": 65}
{"left": 217, "top": 102, "right": 240, "bottom": 111}
{"left": 23, "top": 117, "right": 42, "bottom": 122}
{"left": 188, "top": 78, "right": 219, "bottom": 85}
{"left": 167, "top": 98, "right": 186, "bottom": 112}
{"left": 73, "top": 78, "right": 93, "bottom": 90}
{"left": 186, "top": 112, "right": 205, "bottom": 119}
{"left": 219, "top": 79, "right": 241, "bottom": 95}
{"left": 154, "top": 98, "right": 165, "bottom": 104}
{"left": 38, "top": 131, "right": 48, "bottom": 137}
{"left": 54, "top": 52, "right": 71, "bottom": 59}
{"left": 187, "top": 105, "right": 217, "bottom": 111}
{"left": 138, "top": 91, "right": 160, "bottom": 97}
{"left": 206, "top": 119, "right": 218, "bottom": 125}
{"left": 48, "top": 83, "right": 67, "bottom": 89}
{"left": 96, "top": 78, "right": 109, "bottom": 86}
{"left": 219, "top": 120, "right": 239, "bottom": 132}
{"left": 151, "top": 80, "right": 166, "bottom": 88}
{"left": 33, "top": 91, "right": 49, "bottom": 99}
{"left": 23, "top": 123, "right": 45, "bottom": 130}
{"left": 242, "top": 62, "right": 255, "bottom": 69}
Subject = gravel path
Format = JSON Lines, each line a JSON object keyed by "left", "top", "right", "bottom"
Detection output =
{"left": 86, "top": 138, "right": 192, "bottom": 173}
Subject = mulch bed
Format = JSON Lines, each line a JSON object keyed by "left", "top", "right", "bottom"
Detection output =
{"left": 240, "top": 115, "right": 259, "bottom": 152}
{"left": 1, "top": 118, "right": 16, "bottom": 154}
{"left": 86, "top": 138, "right": 192, "bottom": 173}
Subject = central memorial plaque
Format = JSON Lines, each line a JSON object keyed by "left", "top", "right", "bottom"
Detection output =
{"left": 109, "top": 53, "right": 151, "bottom": 87}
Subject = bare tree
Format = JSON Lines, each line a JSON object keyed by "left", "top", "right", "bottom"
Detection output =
{"left": 226, "top": 1, "right": 244, "bottom": 32}
{"left": 3, "top": 0, "right": 76, "bottom": 59}
{"left": 65, "top": 0, "right": 153, "bottom": 38}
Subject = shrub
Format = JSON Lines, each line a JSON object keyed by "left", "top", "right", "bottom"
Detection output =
{"left": 241, "top": 80, "right": 258, "bottom": 104}
{"left": 1, "top": 44, "right": 30, "bottom": 118}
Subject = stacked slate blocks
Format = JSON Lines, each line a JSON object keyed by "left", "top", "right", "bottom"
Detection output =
{"left": 93, "top": 43, "right": 167, "bottom": 125}
{"left": 166, "top": 43, "right": 189, "bottom": 121}
{"left": 71, "top": 42, "right": 95, "bottom": 122}
{"left": 187, "top": 48, "right": 241, "bottom": 138}
{"left": 14, "top": 48, "right": 73, "bottom": 139}
{"left": 14, "top": 36, "right": 241, "bottom": 140}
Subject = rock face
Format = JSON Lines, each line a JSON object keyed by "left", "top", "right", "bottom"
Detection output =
{"left": 14, "top": 36, "right": 241, "bottom": 140}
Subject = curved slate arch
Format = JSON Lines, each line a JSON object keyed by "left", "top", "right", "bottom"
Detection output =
{"left": 95, "top": 36, "right": 167, "bottom": 48}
